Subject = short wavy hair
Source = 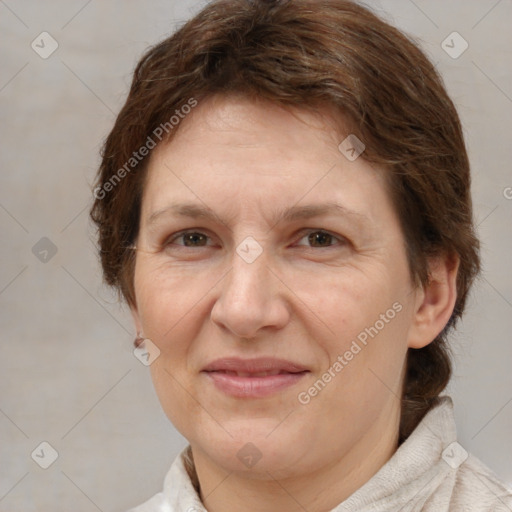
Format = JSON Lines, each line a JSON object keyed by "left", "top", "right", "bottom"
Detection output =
{"left": 90, "top": 0, "right": 481, "bottom": 443}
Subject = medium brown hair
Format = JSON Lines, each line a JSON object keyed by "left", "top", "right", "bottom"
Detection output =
{"left": 90, "top": 0, "right": 480, "bottom": 443}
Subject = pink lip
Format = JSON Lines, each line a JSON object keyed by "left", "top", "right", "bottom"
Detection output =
{"left": 201, "top": 357, "right": 309, "bottom": 398}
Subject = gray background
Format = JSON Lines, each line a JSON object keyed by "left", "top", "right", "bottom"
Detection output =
{"left": 1, "top": 1, "right": 511, "bottom": 510}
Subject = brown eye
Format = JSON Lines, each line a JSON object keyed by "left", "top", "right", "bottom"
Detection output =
{"left": 295, "top": 230, "right": 344, "bottom": 248}
{"left": 167, "top": 231, "right": 212, "bottom": 247}
{"left": 181, "top": 232, "right": 208, "bottom": 247}
{"left": 308, "top": 231, "right": 334, "bottom": 247}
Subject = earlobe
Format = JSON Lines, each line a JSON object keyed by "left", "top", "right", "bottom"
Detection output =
{"left": 407, "top": 252, "right": 459, "bottom": 349}
{"left": 129, "top": 304, "right": 146, "bottom": 348}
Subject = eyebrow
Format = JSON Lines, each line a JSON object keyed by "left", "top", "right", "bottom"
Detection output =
{"left": 147, "top": 201, "right": 370, "bottom": 230}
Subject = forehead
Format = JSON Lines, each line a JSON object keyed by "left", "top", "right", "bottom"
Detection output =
{"left": 141, "top": 95, "right": 394, "bottom": 228}
{"left": 168, "top": 96, "right": 344, "bottom": 162}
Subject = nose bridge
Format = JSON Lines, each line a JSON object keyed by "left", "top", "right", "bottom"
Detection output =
{"left": 225, "top": 242, "right": 270, "bottom": 308}
{"left": 211, "top": 239, "right": 287, "bottom": 338}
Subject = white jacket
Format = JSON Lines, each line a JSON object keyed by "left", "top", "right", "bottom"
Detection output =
{"left": 127, "top": 396, "right": 512, "bottom": 511}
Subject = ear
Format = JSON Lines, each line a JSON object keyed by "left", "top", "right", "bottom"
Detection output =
{"left": 407, "top": 252, "right": 459, "bottom": 349}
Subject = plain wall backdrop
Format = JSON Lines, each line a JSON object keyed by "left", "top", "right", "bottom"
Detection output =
{"left": 1, "top": 1, "right": 511, "bottom": 510}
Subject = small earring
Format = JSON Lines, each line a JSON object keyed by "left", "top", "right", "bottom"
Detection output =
{"left": 134, "top": 332, "right": 145, "bottom": 348}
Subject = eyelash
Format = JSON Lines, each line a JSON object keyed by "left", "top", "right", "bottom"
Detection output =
{"left": 164, "top": 229, "right": 347, "bottom": 250}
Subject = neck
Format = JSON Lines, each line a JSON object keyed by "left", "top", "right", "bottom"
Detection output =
{"left": 191, "top": 401, "right": 401, "bottom": 512}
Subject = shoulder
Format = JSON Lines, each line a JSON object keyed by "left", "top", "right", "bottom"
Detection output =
{"left": 448, "top": 451, "right": 512, "bottom": 511}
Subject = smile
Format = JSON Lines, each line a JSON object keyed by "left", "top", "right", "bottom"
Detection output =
{"left": 204, "top": 371, "right": 308, "bottom": 398}
{"left": 201, "top": 357, "right": 310, "bottom": 398}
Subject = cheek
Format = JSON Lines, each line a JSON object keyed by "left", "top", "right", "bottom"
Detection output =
{"left": 133, "top": 258, "right": 214, "bottom": 343}
{"left": 291, "top": 266, "right": 402, "bottom": 343}
{"left": 296, "top": 269, "right": 410, "bottom": 398}
{"left": 148, "top": 358, "right": 197, "bottom": 437}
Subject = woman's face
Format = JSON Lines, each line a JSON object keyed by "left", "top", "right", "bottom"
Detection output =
{"left": 131, "top": 95, "right": 424, "bottom": 479}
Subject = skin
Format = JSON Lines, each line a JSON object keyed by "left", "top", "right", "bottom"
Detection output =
{"left": 130, "top": 94, "right": 459, "bottom": 512}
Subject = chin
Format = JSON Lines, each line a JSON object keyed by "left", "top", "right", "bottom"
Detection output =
{"left": 192, "top": 419, "right": 312, "bottom": 477}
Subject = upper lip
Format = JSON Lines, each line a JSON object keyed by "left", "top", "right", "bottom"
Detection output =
{"left": 202, "top": 357, "right": 309, "bottom": 375}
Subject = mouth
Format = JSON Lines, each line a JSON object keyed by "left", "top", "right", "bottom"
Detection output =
{"left": 201, "top": 357, "right": 309, "bottom": 398}
{"left": 211, "top": 369, "right": 303, "bottom": 377}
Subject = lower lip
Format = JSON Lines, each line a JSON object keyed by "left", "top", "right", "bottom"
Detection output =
{"left": 203, "top": 371, "right": 308, "bottom": 398}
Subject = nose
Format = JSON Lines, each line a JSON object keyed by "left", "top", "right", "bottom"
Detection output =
{"left": 210, "top": 247, "right": 290, "bottom": 339}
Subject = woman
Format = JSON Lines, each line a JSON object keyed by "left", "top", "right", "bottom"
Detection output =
{"left": 90, "top": 0, "right": 512, "bottom": 510}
